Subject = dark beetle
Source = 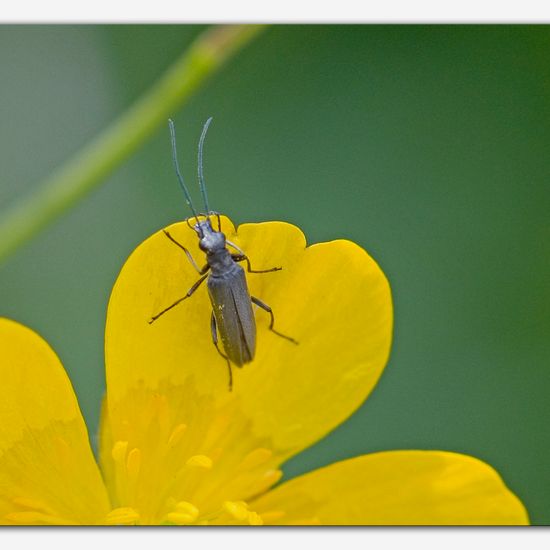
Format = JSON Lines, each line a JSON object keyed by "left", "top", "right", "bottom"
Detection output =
{"left": 149, "top": 118, "right": 297, "bottom": 389}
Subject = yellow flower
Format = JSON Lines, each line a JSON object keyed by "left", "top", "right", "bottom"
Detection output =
{"left": 0, "top": 218, "right": 528, "bottom": 525}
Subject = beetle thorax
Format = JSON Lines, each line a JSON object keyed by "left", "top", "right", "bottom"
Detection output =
{"left": 207, "top": 247, "right": 235, "bottom": 276}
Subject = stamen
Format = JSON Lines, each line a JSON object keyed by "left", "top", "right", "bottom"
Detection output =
{"left": 223, "top": 501, "right": 249, "bottom": 521}
{"left": 259, "top": 510, "right": 286, "bottom": 524}
{"left": 186, "top": 454, "right": 213, "bottom": 469}
{"left": 176, "top": 501, "right": 200, "bottom": 516}
{"left": 151, "top": 394, "right": 170, "bottom": 433}
{"left": 165, "top": 501, "right": 199, "bottom": 525}
{"left": 167, "top": 423, "right": 188, "bottom": 448}
{"left": 247, "top": 469, "right": 283, "bottom": 496}
{"left": 238, "top": 448, "right": 273, "bottom": 471}
{"left": 111, "top": 441, "right": 132, "bottom": 504}
{"left": 112, "top": 440, "right": 128, "bottom": 463}
{"left": 105, "top": 507, "right": 140, "bottom": 525}
{"left": 126, "top": 448, "right": 141, "bottom": 479}
{"left": 247, "top": 511, "right": 263, "bottom": 526}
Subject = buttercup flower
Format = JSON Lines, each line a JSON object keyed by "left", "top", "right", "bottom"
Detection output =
{"left": 0, "top": 218, "right": 528, "bottom": 525}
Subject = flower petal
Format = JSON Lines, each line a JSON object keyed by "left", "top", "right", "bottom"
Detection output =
{"left": 252, "top": 451, "right": 529, "bottom": 525}
{"left": 105, "top": 218, "right": 392, "bottom": 455}
{"left": 0, "top": 319, "right": 110, "bottom": 524}
{"left": 105, "top": 219, "right": 243, "bottom": 403}
{"left": 235, "top": 221, "right": 392, "bottom": 451}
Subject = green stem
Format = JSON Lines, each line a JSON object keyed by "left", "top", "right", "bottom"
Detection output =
{"left": 0, "top": 24, "right": 266, "bottom": 263}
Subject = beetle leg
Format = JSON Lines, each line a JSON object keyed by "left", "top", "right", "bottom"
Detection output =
{"left": 211, "top": 312, "right": 233, "bottom": 391}
{"left": 227, "top": 240, "right": 281, "bottom": 272}
{"left": 225, "top": 239, "right": 245, "bottom": 255}
{"left": 163, "top": 230, "right": 209, "bottom": 275}
{"left": 250, "top": 296, "right": 299, "bottom": 344}
{"left": 207, "top": 211, "right": 221, "bottom": 232}
{"left": 149, "top": 273, "right": 208, "bottom": 324}
{"left": 231, "top": 253, "right": 281, "bottom": 274}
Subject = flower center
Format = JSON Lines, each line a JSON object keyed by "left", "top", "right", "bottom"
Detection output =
{"left": 5, "top": 497, "right": 80, "bottom": 525}
{"left": 162, "top": 499, "right": 263, "bottom": 526}
{"left": 101, "top": 381, "right": 286, "bottom": 525}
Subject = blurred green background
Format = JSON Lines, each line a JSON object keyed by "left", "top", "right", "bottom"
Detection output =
{"left": 0, "top": 25, "right": 549, "bottom": 523}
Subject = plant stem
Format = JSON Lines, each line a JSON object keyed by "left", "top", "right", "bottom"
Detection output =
{"left": 0, "top": 24, "right": 266, "bottom": 263}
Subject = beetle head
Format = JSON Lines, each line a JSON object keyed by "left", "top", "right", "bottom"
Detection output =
{"left": 195, "top": 219, "right": 226, "bottom": 253}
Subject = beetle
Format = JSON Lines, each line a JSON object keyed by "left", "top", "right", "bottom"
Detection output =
{"left": 148, "top": 117, "right": 297, "bottom": 390}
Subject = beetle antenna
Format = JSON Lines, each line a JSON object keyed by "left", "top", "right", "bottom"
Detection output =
{"left": 168, "top": 119, "right": 199, "bottom": 223}
{"left": 198, "top": 117, "right": 213, "bottom": 220}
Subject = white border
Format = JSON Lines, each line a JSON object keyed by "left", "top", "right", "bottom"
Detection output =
{"left": 0, "top": 528, "right": 547, "bottom": 550}
{"left": 0, "top": 4, "right": 547, "bottom": 545}
{"left": 1, "top": 0, "right": 550, "bottom": 23}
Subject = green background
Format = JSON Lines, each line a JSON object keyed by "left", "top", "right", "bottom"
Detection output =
{"left": 0, "top": 25, "right": 548, "bottom": 523}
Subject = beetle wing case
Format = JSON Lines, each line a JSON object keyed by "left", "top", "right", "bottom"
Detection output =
{"left": 207, "top": 264, "right": 256, "bottom": 366}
